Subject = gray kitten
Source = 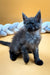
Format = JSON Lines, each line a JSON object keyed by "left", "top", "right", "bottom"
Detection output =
{"left": 9, "top": 11, "right": 43, "bottom": 65}
{"left": 0, "top": 11, "right": 43, "bottom": 65}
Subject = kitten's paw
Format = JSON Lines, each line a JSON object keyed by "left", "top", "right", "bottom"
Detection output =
{"left": 9, "top": 51, "right": 19, "bottom": 61}
{"left": 35, "top": 59, "right": 43, "bottom": 66}
{"left": 24, "top": 58, "right": 29, "bottom": 64}
{"left": 10, "top": 54, "right": 17, "bottom": 61}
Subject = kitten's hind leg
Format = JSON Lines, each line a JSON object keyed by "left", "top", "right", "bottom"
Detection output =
{"left": 9, "top": 50, "right": 20, "bottom": 61}
{"left": 33, "top": 47, "right": 43, "bottom": 66}
{"left": 21, "top": 47, "right": 29, "bottom": 64}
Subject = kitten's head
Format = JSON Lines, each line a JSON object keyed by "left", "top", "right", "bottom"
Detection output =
{"left": 22, "top": 11, "right": 41, "bottom": 32}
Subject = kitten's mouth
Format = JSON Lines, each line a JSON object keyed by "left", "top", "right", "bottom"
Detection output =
{"left": 28, "top": 28, "right": 39, "bottom": 32}
{"left": 28, "top": 28, "right": 33, "bottom": 32}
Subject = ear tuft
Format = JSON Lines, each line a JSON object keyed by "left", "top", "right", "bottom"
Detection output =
{"left": 22, "top": 13, "right": 28, "bottom": 21}
{"left": 35, "top": 10, "right": 41, "bottom": 23}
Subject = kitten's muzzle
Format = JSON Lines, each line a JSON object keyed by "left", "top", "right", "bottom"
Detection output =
{"left": 28, "top": 28, "right": 33, "bottom": 32}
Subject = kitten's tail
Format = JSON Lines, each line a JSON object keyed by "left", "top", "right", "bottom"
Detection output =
{"left": 0, "top": 41, "right": 11, "bottom": 46}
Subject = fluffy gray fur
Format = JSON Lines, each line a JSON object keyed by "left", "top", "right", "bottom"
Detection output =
{"left": 9, "top": 11, "right": 43, "bottom": 65}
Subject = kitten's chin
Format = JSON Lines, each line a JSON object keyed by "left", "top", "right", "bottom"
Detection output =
{"left": 28, "top": 30, "right": 38, "bottom": 33}
{"left": 27, "top": 29, "right": 33, "bottom": 32}
{"left": 27, "top": 28, "right": 40, "bottom": 33}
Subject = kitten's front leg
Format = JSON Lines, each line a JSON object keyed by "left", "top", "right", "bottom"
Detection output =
{"left": 33, "top": 47, "right": 43, "bottom": 65}
{"left": 9, "top": 50, "right": 20, "bottom": 61}
{"left": 21, "top": 46, "right": 29, "bottom": 64}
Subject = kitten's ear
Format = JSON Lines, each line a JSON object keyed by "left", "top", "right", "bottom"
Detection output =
{"left": 35, "top": 11, "right": 41, "bottom": 23}
{"left": 22, "top": 13, "right": 28, "bottom": 21}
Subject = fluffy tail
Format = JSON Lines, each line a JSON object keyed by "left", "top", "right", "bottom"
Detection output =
{"left": 0, "top": 41, "right": 11, "bottom": 46}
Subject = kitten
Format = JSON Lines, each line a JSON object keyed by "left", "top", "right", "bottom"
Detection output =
{"left": 0, "top": 11, "right": 43, "bottom": 65}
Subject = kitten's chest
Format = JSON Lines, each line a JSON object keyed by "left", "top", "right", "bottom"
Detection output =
{"left": 25, "top": 32, "right": 40, "bottom": 46}
{"left": 26, "top": 33, "right": 36, "bottom": 44}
